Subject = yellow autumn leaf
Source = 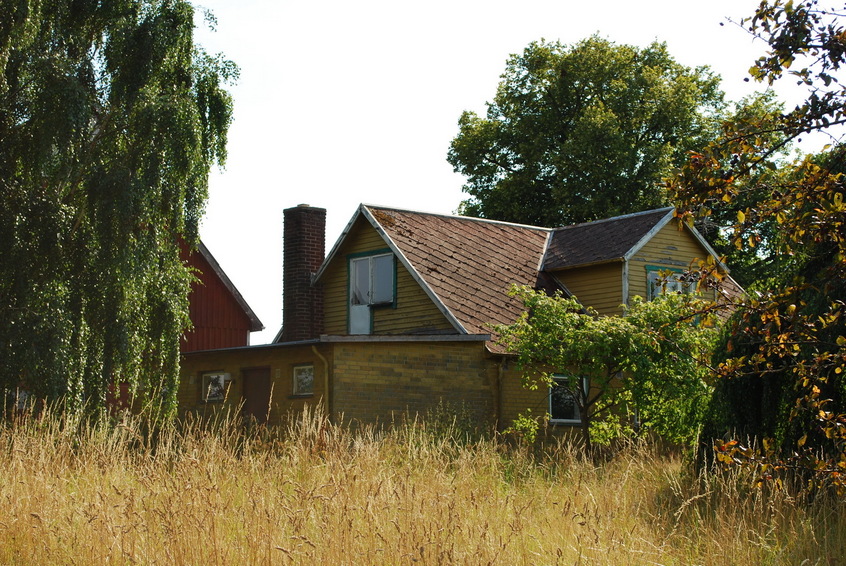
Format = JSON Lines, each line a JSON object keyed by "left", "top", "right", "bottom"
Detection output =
{"left": 737, "top": 210, "right": 746, "bottom": 223}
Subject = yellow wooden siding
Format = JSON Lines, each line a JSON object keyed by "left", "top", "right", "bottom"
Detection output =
{"left": 627, "top": 222, "right": 717, "bottom": 302}
{"left": 553, "top": 262, "right": 624, "bottom": 315}
{"left": 321, "top": 216, "right": 454, "bottom": 335}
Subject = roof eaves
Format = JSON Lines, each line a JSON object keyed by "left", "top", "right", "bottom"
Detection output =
{"left": 360, "top": 205, "right": 470, "bottom": 335}
{"left": 197, "top": 241, "right": 264, "bottom": 332}
{"left": 547, "top": 257, "right": 625, "bottom": 271}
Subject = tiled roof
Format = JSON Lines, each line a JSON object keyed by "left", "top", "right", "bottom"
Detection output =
{"left": 543, "top": 208, "right": 674, "bottom": 270}
{"left": 364, "top": 206, "right": 552, "bottom": 344}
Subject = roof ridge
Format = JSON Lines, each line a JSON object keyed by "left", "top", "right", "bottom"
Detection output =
{"left": 553, "top": 206, "right": 675, "bottom": 231}
{"left": 362, "top": 203, "right": 553, "bottom": 232}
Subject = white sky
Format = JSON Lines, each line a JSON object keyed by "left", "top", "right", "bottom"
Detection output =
{"left": 192, "top": 0, "right": 786, "bottom": 344}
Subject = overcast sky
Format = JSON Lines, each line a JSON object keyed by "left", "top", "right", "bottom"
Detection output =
{"left": 192, "top": 0, "right": 789, "bottom": 344}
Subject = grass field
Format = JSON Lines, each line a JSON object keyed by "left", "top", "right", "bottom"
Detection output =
{"left": 0, "top": 404, "right": 843, "bottom": 565}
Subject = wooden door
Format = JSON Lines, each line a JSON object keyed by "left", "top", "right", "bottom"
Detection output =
{"left": 241, "top": 367, "right": 271, "bottom": 424}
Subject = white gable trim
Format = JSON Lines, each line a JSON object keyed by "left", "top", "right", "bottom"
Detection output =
{"left": 312, "top": 205, "right": 365, "bottom": 283}
{"left": 685, "top": 221, "right": 731, "bottom": 273}
{"left": 312, "top": 205, "right": 467, "bottom": 334}
{"left": 197, "top": 241, "right": 264, "bottom": 332}
{"left": 622, "top": 208, "right": 729, "bottom": 273}
{"left": 622, "top": 208, "right": 676, "bottom": 261}
{"left": 619, "top": 207, "right": 736, "bottom": 306}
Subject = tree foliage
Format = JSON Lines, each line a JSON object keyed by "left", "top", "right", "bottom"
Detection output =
{"left": 690, "top": 90, "right": 798, "bottom": 288}
{"left": 0, "top": 0, "right": 236, "bottom": 413}
{"left": 448, "top": 36, "right": 724, "bottom": 227}
{"left": 669, "top": 1, "right": 846, "bottom": 490}
{"left": 497, "top": 287, "right": 719, "bottom": 449}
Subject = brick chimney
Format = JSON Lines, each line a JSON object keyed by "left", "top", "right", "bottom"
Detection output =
{"left": 281, "top": 204, "right": 326, "bottom": 342}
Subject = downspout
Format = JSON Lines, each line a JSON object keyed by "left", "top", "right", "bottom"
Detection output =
{"left": 311, "top": 345, "right": 330, "bottom": 420}
{"left": 497, "top": 356, "right": 506, "bottom": 432}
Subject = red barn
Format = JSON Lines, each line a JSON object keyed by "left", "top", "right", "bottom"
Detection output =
{"left": 181, "top": 242, "right": 263, "bottom": 352}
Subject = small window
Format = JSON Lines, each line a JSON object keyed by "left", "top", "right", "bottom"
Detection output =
{"left": 350, "top": 253, "right": 394, "bottom": 306}
{"left": 646, "top": 267, "right": 696, "bottom": 300}
{"left": 549, "top": 375, "right": 588, "bottom": 425}
{"left": 293, "top": 365, "right": 314, "bottom": 396}
{"left": 202, "top": 372, "right": 231, "bottom": 402}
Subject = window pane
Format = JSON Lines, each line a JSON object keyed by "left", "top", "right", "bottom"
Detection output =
{"left": 293, "top": 365, "right": 314, "bottom": 395}
{"left": 667, "top": 279, "right": 683, "bottom": 293}
{"left": 372, "top": 254, "right": 393, "bottom": 304}
{"left": 203, "top": 373, "right": 229, "bottom": 402}
{"left": 550, "top": 380, "right": 580, "bottom": 422}
{"left": 352, "top": 258, "right": 369, "bottom": 305}
{"left": 647, "top": 271, "right": 660, "bottom": 300}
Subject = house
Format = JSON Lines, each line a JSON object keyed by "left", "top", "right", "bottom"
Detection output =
{"left": 177, "top": 204, "right": 735, "bottom": 429}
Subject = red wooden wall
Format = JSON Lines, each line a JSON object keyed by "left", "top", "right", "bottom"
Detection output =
{"left": 181, "top": 245, "right": 255, "bottom": 352}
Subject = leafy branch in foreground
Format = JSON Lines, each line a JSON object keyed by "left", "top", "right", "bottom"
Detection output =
{"left": 669, "top": 0, "right": 846, "bottom": 491}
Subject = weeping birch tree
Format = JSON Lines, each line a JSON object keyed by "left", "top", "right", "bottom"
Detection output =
{"left": 0, "top": 0, "right": 236, "bottom": 413}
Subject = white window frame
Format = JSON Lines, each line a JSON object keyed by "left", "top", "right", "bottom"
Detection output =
{"left": 349, "top": 252, "right": 395, "bottom": 334}
{"left": 292, "top": 364, "right": 314, "bottom": 396}
{"left": 350, "top": 252, "right": 394, "bottom": 306}
{"left": 646, "top": 266, "right": 696, "bottom": 301}
{"left": 202, "top": 372, "right": 231, "bottom": 402}
{"left": 549, "top": 374, "right": 589, "bottom": 425}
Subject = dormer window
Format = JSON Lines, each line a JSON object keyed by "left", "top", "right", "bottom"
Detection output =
{"left": 349, "top": 252, "right": 395, "bottom": 334}
{"left": 646, "top": 266, "right": 696, "bottom": 300}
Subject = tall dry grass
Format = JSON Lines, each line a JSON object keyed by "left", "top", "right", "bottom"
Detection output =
{"left": 0, "top": 403, "right": 842, "bottom": 565}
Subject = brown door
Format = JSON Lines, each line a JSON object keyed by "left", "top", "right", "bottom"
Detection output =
{"left": 241, "top": 367, "right": 271, "bottom": 424}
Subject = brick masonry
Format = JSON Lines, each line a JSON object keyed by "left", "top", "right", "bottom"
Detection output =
{"left": 330, "top": 340, "right": 496, "bottom": 426}
{"left": 281, "top": 205, "right": 326, "bottom": 342}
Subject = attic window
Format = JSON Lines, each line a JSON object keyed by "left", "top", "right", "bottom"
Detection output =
{"left": 646, "top": 266, "right": 696, "bottom": 300}
{"left": 349, "top": 252, "right": 395, "bottom": 334}
{"left": 351, "top": 253, "right": 394, "bottom": 306}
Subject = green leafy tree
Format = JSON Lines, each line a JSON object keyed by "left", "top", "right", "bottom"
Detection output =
{"left": 690, "top": 90, "right": 797, "bottom": 288}
{"left": 497, "top": 287, "right": 719, "bottom": 450}
{"left": 0, "top": 0, "right": 236, "bottom": 414}
{"left": 669, "top": 1, "right": 846, "bottom": 490}
{"left": 448, "top": 36, "right": 724, "bottom": 227}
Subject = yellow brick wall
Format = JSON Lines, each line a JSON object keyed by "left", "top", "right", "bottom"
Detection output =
{"left": 553, "top": 262, "right": 625, "bottom": 315}
{"left": 330, "top": 340, "right": 495, "bottom": 426}
{"left": 498, "top": 362, "right": 549, "bottom": 427}
{"left": 178, "top": 344, "right": 331, "bottom": 426}
{"left": 322, "top": 216, "right": 454, "bottom": 335}
{"left": 498, "top": 362, "right": 615, "bottom": 437}
{"left": 627, "top": 221, "right": 718, "bottom": 302}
